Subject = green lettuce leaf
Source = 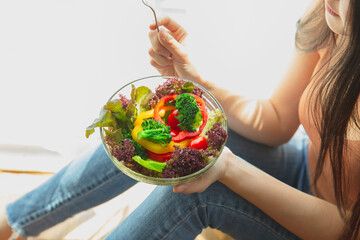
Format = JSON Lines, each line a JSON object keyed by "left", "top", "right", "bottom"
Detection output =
{"left": 86, "top": 108, "right": 118, "bottom": 138}
{"left": 135, "top": 86, "right": 153, "bottom": 113}
{"left": 200, "top": 109, "right": 226, "bottom": 137}
{"left": 132, "top": 156, "right": 166, "bottom": 172}
{"left": 104, "top": 128, "right": 123, "bottom": 144}
{"left": 125, "top": 85, "right": 138, "bottom": 126}
{"left": 105, "top": 99, "right": 124, "bottom": 112}
{"left": 181, "top": 82, "right": 194, "bottom": 93}
{"left": 85, "top": 84, "right": 155, "bottom": 138}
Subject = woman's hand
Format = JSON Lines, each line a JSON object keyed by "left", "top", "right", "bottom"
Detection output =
{"left": 173, "top": 147, "right": 233, "bottom": 194}
{"left": 148, "top": 17, "right": 201, "bottom": 82}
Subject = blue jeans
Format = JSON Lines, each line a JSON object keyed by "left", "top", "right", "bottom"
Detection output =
{"left": 6, "top": 128, "right": 310, "bottom": 240}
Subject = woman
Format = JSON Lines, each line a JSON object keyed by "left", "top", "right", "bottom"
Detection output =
{"left": 1, "top": 0, "right": 359, "bottom": 239}
{"left": 143, "top": 0, "right": 359, "bottom": 239}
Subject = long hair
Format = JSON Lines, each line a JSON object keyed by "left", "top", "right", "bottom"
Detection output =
{"left": 296, "top": 0, "right": 360, "bottom": 239}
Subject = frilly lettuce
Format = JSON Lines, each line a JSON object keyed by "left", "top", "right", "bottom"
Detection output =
{"left": 200, "top": 109, "right": 226, "bottom": 137}
{"left": 86, "top": 84, "right": 153, "bottom": 139}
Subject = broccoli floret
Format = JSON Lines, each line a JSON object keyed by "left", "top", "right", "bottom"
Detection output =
{"left": 175, "top": 93, "right": 203, "bottom": 132}
{"left": 137, "top": 119, "right": 172, "bottom": 146}
{"left": 122, "top": 129, "right": 148, "bottom": 159}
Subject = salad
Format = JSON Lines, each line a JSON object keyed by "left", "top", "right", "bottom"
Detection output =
{"left": 86, "top": 77, "right": 227, "bottom": 179}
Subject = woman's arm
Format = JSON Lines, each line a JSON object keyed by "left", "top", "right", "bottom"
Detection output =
{"left": 174, "top": 148, "right": 346, "bottom": 240}
{"left": 198, "top": 49, "right": 320, "bottom": 146}
{"left": 149, "top": 18, "right": 320, "bottom": 146}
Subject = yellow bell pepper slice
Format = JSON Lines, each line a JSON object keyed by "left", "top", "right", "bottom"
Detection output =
{"left": 132, "top": 106, "right": 191, "bottom": 154}
{"left": 134, "top": 106, "right": 175, "bottom": 126}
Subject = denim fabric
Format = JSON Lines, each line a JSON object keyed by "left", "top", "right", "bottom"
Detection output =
{"left": 6, "top": 128, "right": 309, "bottom": 240}
{"left": 6, "top": 145, "right": 137, "bottom": 237}
{"left": 105, "top": 128, "right": 309, "bottom": 240}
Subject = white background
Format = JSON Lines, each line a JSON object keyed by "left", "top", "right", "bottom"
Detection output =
{"left": 0, "top": 0, "right": 311, "bottom": 160}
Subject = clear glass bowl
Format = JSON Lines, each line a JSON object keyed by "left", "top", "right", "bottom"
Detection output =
{"left": 100, "top": 75, "right": 227, "bottom": 185}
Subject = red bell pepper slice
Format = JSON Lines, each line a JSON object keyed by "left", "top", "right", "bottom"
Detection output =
{"left": 153, "top": 94, "right": 178, "bottom": 124}
{"left": 170, "top": 129, "right": 180, "bottom": 137}
{"left": 167, "top": 109, "right": 181, "bottom": 132}
{"left": 172, "top": 94, "right": 208, "bottom": 142}
{"left": 153, "top": 93, "right": 208, "bottom": 143}
{"left": 145, "top": 150, "right": 172, "bottom": 162}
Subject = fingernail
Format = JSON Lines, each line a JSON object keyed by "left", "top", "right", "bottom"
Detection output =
{"left": 159, "top": 26, "right": 168, "bottom": 37}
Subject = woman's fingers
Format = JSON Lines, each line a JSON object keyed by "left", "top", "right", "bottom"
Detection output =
{"left": 148, "top": 16, "right": 188, "bottom": 64}
{"left": 173, "top": 178, "right": 205, "bottom": 194}
{"left": 173, "top": 147, "right": 233, "bottom": 194}
{"left": 148, "top": 48, "right": 172, "bottom": 67}
{"left": 173, "top": 172, "right": 214, "bottom": 194}
{"left": 158, "top": 27, "right": 188, "bottom": 62}
{"left": 149, "top": 58, "right": 172, "bottom": 75}
{"left": 173, "top": 164, "right": 220, "bottom": 194}
{"left": 148, "top": 30, "right": 172, "bottom": 58}
{"left": 148, "top": 16, "right": 193, "bottom": 77}
{"left": 149, "top": 26, "right": 188, "bottom": 64}
{"left": 150, "top": 16, "right": 187, "bottom": 43}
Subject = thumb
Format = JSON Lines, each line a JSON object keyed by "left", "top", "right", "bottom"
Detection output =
{"left": 158, "top": 26, "right": 187, "bottom": 62}
{"left": 173, "top": 174, "right": 213, "bottom": 194}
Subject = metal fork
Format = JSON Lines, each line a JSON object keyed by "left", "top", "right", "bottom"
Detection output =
{"left": 142, "top": 0, "right": 159, "bottom": 32}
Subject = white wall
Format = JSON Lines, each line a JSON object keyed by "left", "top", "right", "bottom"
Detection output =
{"left": 0, "top": 0, "right": 311, "bottom": 158}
